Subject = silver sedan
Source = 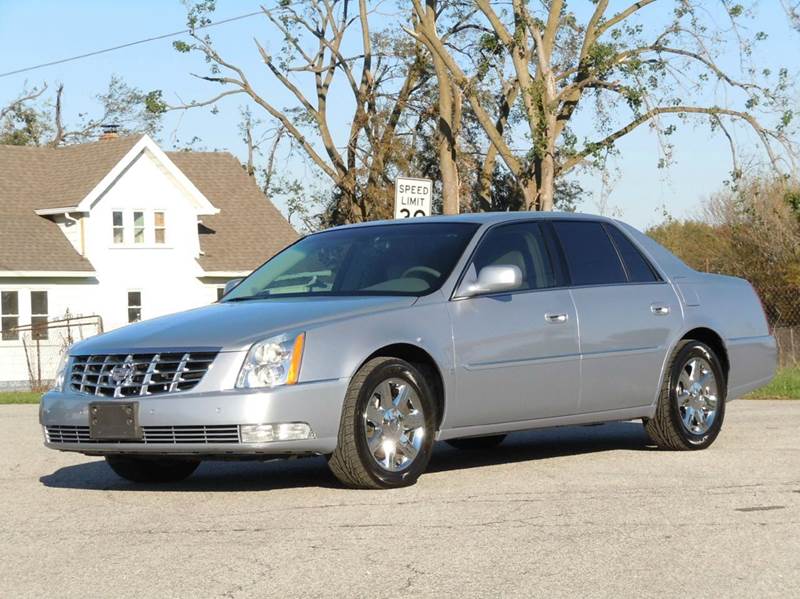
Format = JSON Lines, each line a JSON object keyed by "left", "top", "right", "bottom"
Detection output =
{"left": 40, "top": 212, "right": 777, "bottom": 489}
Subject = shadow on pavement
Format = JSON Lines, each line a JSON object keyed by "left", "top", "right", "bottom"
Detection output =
{"left": 40, "top": 420, "right": 653, "bottom": 492}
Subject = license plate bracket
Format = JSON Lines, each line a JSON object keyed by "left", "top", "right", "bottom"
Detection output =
{"left": 89, "top": 402, "right": 141, "bottom": 440}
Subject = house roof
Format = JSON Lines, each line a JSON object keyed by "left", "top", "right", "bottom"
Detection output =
{"left": 0, "top": 135, "right": 297, "bottom": 274}
{"left": 167, "top": 151, "right": 298, "bottom": 272}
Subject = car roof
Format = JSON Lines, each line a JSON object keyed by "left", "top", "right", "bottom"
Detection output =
{"left": 328, "top": 211, "right": 619, "bottom": 231}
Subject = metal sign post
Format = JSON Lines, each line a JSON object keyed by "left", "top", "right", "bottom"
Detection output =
{"left": 394, "top": 177, "right": 432, "bottom": 219}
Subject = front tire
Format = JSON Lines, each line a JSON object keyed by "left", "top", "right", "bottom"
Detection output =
{"left": 105, "top": 456, "right": 200, "bottom": 483}
{"left": 328, "top": 357, "right": 436, "bottom": 489}
{"left": 644, "top": 340, "right": 726, "bottom": 450}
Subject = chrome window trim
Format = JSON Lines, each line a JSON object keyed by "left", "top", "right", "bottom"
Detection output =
{"left": 601, "top": 221, "right": 663, "bottom": 283}
{"left": 449, "top": 217, "right": 670, "bottom": 303}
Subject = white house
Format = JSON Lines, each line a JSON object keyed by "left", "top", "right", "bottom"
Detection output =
{"left": 0, "top": 134, "right": 297, "bottom": 389}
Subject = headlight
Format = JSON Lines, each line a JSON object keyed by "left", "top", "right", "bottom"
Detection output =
{"left": 51, "top": 351, "right": 70, "bottom": 392}
{"left": 236, "top": 332, "right": 305, "bottom": 389}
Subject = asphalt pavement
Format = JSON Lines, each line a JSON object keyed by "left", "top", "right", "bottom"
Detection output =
{"left": 1, "top": 400, "right": 798, "bottom": 598}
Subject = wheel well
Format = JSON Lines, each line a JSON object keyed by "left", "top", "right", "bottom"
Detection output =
{"left": 682, "top": 327, "right": 729, "bottom": 379}
{"left": 364, "top": 344, "right": 445, "bottom": 429}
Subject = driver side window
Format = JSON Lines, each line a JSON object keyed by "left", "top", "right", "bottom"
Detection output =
{"left": 471, "top": 222, "right": 559, "bottom": 291}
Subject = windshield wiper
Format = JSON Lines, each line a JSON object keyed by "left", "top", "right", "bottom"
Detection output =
{"left": 222, "top": 295, "right": 264, "bottom": 302}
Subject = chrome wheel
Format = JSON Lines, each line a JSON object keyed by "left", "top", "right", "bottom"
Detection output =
{"left": 675, "top": 356, "right": 719, "bottom": 435}
{"left": 362, "top": 377, "right": 426, "bottom": 472}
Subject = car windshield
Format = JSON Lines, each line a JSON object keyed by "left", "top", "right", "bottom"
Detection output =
{"left": 223, "top": 222, "right": 480, "bottom": 300}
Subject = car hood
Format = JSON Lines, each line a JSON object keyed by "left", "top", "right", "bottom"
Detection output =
{"left": 71, "top": 296, "right": 417, "bottom": 355}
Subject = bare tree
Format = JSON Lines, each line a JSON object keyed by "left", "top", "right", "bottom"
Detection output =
{"left": 156, "top": 0, "right": 430, "bottom": 224}
{"left": 409, "top": 0, "right": 798, "bottom": 211}
{"left": 412, "top": 1, "right": 467, "bottom": 214}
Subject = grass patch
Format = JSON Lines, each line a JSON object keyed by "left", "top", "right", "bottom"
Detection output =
{"left": 0, "top": 392, "right": 41, "bottom": 404}
{"left": 746, "top": 368, "right": 800, "bottom": 399}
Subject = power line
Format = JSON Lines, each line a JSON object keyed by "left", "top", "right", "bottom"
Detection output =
{"left": 0, "top": 10, "right": 263, "bottom": 79}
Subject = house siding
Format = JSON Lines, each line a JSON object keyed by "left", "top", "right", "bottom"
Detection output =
{"left": 0, "top": 278, "right": 98, "bottom": 389}
{"left": 0, "top": 150, "right": 232, "bottom": 389}
{"left": 83, "top": 149, "right": 214, "bottom": 331}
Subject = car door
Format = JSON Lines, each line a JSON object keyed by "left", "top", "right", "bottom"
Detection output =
{"left": 446, "top": 221, "right": 581, "bottom": 429}
{"left": 550, "top": 220, "right": 682, "bottom": 414}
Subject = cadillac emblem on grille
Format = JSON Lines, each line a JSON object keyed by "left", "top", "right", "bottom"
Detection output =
{"left": 110, "top": 362, "right": 135, "bottom": 386}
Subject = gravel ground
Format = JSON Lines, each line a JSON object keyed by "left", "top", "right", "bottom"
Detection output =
{"left": 1, "top": 400, "right": 798, "bottom": 598}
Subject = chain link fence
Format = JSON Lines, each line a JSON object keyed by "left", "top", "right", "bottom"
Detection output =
{"left": 756, "top": 285, "right": 800, "bottom": 368}
{"left": 12, "top": 315, "right": 104, "bottom": 392}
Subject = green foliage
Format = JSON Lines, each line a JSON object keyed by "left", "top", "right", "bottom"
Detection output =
{"left": 145, "top": 90, "right": 167, "bottom": 115}
{"left": 647, "top": 220, "right": 727, "bottom": 271}
{"left": 786, "top": 189, "right": 800, "bottom": 216}
{"left": 1, "top": 76, "right": 163, "bottom": 146}
{"left": 648, "top": 177, "right": 800, "bottom": 326}
{"left": 0, "top": 103, "right": 51, "bottom": 146}
{"left": 173, "top": 40, "right": 192, "bottom": 53}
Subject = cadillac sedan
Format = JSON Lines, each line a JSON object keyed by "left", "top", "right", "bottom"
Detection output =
{"left": 41, "top": 213, "right": 777, "bottom": 489}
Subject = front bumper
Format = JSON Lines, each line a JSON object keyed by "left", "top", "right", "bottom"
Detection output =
{"left": 39, "top": 379, "right": 348, "bottom": 457}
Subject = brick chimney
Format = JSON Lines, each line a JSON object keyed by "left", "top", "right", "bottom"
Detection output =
{"left": 99, "top": 123, "right": 120, "bottom": 141}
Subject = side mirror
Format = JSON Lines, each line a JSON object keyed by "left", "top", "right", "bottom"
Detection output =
{"left": 222, "top": 278, "right": 243, "bottom": 297}
{"left": 459, "top": 265, "right": 522, "bottom": 297}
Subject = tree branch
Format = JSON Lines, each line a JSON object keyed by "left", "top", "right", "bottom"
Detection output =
{"left": 594, "top": 0, "right": 657, "bottom": 38}
{"left": 0, "top": 84, "right": 47, "bottom": 121}
{"left": 561, "top": 105, "right": 782, "bottom": 173}
{"left": 50, "top": 84, "right": 65, "bottom": 147}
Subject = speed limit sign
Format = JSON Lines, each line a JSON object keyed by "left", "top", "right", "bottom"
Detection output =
{"left": 394, "top": 177, "right": 432, "bottom": 219}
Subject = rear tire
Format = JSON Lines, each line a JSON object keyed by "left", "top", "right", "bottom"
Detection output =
{"left": 644, "top": 340, "right": 726, "bottom": 450}
{"left": 328, "top": 357, "right": 436, "bottom": 489}
{"left": 105, "top": 456, "right": 200, "bottom": 483}
{"left": 446, "top": 435, "right": 506, "bottom": 451}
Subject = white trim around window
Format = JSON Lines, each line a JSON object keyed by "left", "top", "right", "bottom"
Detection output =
{"left": 1, "top": 290, "right": 20, "bottom": 342}
{"left": 110, "top": 209, "right": 169, "bottom": 248}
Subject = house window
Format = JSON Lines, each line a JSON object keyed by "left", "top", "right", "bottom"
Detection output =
{"left": 128, "top": 291, "right": 142, "bottom": 323}
{"left": 216, "top": 287, "right": 225, "bottom": 301}
{"left": 31, "top": 291, "right": 48, "bottom": 341}
{"left": 1, "top": 291, "right": 19, "bottom": 341}
{"left": 133, "top": 211, "right": 145, "bottom": 244}
{"left": 112, "top": 211, "right": 124, "bottom": 244}
{"left": 154, "top": 211, "right": 166, "bottom": 244}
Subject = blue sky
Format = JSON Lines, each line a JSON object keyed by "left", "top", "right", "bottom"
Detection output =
{"left": 1, "top": 0, "right": 797, "bottom": 230}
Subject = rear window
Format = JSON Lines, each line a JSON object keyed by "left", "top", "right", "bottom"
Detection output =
{"left": 605, "top": 224, "right": 659, "bottom": 283}
{"left": 552, "top": 221, "right": 627, "bottom": 286}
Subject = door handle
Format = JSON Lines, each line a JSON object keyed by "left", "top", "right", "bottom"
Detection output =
{"left": 544, "top": 312, "right": 568, "bottom": 324}
{"left": 650, "top": 304, "right": 670, "bottom": 315}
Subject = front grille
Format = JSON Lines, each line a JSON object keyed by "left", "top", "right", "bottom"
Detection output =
{"left": 69, "top": 351, "right": 218, "bottom": 397}
{"left": 45, "top": 425, "right": 241, "bottom": 444}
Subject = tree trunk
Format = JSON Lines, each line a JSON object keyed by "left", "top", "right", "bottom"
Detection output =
{"left": 538, "top": 153, "right": 556, "bottom": 211}
{"left": 522, "top": 179, "right": 538, "bottom": 211}
{"left": 438, "top": 121, "right": 460, "bottom": 214}
{"left": 477, "top": 153, "right": 495, "bottom": 211}
{"left": 423, "top": 0, "right": 460, "bottom": 215}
